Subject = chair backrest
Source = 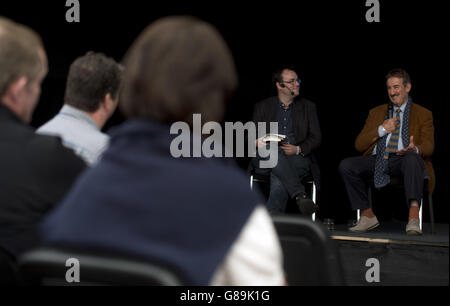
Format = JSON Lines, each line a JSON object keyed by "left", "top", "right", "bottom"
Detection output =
{"left": 0, "top": 247, "right": 19, "bottom": 285}
{"left": 272, "top": 215, "right": 345, "bottom": 285}
{"left": 18, "top": 247, "right": 185, "bottom": 286}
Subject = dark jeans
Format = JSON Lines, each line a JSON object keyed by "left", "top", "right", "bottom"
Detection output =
{"left": 339, "top": 152, "right": 426, "bottom": 211}
{"left": 253, "top": 147, "right": 311, "bottom": 213}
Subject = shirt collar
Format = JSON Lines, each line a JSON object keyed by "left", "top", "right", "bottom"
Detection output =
{"left": 278, "top": 99, "right": 292, "bottom": 110}
{"left": 394, "top": 100, "right": 408, "bottom": 113}
{"left": 59, "top": 104, "right": 100, "bottom": 130}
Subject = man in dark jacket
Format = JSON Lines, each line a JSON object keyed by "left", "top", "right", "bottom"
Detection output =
{"left": 252, "top": 65, "right": 321, "bottom": 214}
{"left": 0, "top": 17, "right": 86, "bottom": 284}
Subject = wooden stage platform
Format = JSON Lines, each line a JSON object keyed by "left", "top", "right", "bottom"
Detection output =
{"left": 328, "top": 221, "right": 448, "bottom": 286}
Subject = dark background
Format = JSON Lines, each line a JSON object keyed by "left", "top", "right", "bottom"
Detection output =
{"left": 1, "top": 1, "right": 448, "bottom": 223}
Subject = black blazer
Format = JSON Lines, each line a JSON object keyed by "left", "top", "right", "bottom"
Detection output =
{"left": 252, "top": 96, "right": 321, "bottom": 156}
{"left": 252, "top": 96, "right": 322, "bottom": 189}
{"left": 0, "top": 106, "right": 86, "bottom": 258}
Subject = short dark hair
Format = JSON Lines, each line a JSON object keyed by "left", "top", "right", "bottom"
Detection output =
{"left": 385, "top": 68, "right": 411, "bottom": 86}
{"left": 272, "top": 65, "right": 297, "bottom": 85}
{"left": 64, "top": 52, "right": 122, "bottom": 112}
{"left": 0, "top": 17, "right": 45, "bottom": 98}
{"left": 120, "top": 16, "right": 237, "bottom": 124}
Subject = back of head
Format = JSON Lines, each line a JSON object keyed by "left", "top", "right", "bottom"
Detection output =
{"left": 120, "top": 16, "right": 237, "bottom": 124}
{"left": 0, "top": 17, "right": 45, "bottom": 101}
{"left": 65, "top": 52, "right": 122, "bottom": 113}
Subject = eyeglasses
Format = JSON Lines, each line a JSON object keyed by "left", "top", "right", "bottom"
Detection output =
{"left": 282, "top": 79, "right": 301, "bottom": 85}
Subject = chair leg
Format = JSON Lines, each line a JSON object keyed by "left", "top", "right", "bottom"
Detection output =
{"left": 428, "top": 193, "right": 435, "bottom": 234}
{"left": 250, "top": 175, "right": 254, "bottom": 190}
{"left": 419, "top": 199, "right": 423, "bottom": 231}
{"left": 312, "top": 182, "right": 317, "bottom": 222}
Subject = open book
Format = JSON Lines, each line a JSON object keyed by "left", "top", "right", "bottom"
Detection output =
{"left": 261, "top": 133, "right": 287, "bottom": 143}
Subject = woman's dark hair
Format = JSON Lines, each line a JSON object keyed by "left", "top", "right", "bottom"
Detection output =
{"left": 120, "top": 16, "right": 237, "bottom": 124}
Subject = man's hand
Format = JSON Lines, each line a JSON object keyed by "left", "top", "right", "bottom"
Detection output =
{"left": 382, "top": 117, "right": 399, "bottom": 134}
{"left": 255, "top": 137, "right": 266, "bottom": 148}
{"left": 280, "top": 144, "right": 298, "bottom": 156}
{"left": 396, "top": 136, "right": 417, "bottom": 155}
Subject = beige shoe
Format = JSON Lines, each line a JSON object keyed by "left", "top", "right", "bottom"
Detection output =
{"left": 349, "top": 215, "right": 379, "bottom": 233}
{"left": 406, "top": 219, "right": 422, "bottom": 235}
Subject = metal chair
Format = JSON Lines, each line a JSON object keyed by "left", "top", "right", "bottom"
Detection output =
{"left": 18, "top": 247, "right": 185, "bottom": 286}
{"left": 272, "top": 215, "right": 345, "bottom": 285}
{"left": 249, "top": 168, "right": 318, "bottom": 221}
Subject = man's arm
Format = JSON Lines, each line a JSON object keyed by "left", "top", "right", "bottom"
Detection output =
{"left": 298, "top": 102, "right": 321, "bottom": 156}
{"left": 209, "top": 205, "right": 286, "bottom": 286}
{"left": 252, "top": 102, "right": 268, "bottom": 148}
{"left": 355, "top": 108, "right": 386, "bottom": 153}
{"left": 252, "top": 101, "right": 265, "bottom": 127}
{"left": 31, "top": 135, "right": 86, "bottom": 206}
{"left": 416, "top": 109, "right": 434, "bottom": 157}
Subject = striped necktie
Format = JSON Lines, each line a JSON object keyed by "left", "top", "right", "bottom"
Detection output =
{"left": 384, "top": 108, "right": 401, "bottom": 159}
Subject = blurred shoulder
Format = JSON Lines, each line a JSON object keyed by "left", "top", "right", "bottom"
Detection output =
{"left": 255, "top": 96, "right": 278, "bottom": 108}
{"left": 28, "top": 133, "right": 86, "bottom": 170}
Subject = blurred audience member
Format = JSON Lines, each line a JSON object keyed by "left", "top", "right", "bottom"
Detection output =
{"left": 0, "top": 17, "right": 86, "bottom": 285}
{"left": 41, "top": 16, "right": 286, "bottom": 286}
{"left": 37, "top": 52, "right": 122, "bottom": 165}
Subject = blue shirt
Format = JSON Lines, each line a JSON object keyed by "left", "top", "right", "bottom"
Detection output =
{"left": 276, "top": 100, "right": 296, "bottom": 144}
{"left": 37, "top": 105, "right": 109, "bottom": 165}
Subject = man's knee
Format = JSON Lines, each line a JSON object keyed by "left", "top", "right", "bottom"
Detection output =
{"left": 402, "top": 152, "right": 424, "bottom": 168}
{"left": 270, "top": 175, "right": 284, "bottom": 190}
{"left": 339, "top": 158, "right": 354, "bottom": 175}
{"left": 270, "top": 175, "right": 288, "bottom": 195}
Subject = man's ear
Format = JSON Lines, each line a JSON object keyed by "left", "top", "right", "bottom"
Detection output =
{"left": 102, "top": 93, "right": 113, "bottom": 111}
{"left": 1, "top": 76, "right": 28, "bottom": 110}
{"left": 405, "top": 82, "right": 412, "bottom": 93}
{"left": 7, "top": 76, "right": 28, "bottom": 104}
{"left": 0, "top": 76, "right": 29, "bottom": 122}
{"left": 100, "top": 93, "right": 118, "bottom": 116}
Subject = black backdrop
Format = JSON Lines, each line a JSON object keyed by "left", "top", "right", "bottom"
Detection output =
{"left": 1, "top": 1, "right": 448, "bottom": 223}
